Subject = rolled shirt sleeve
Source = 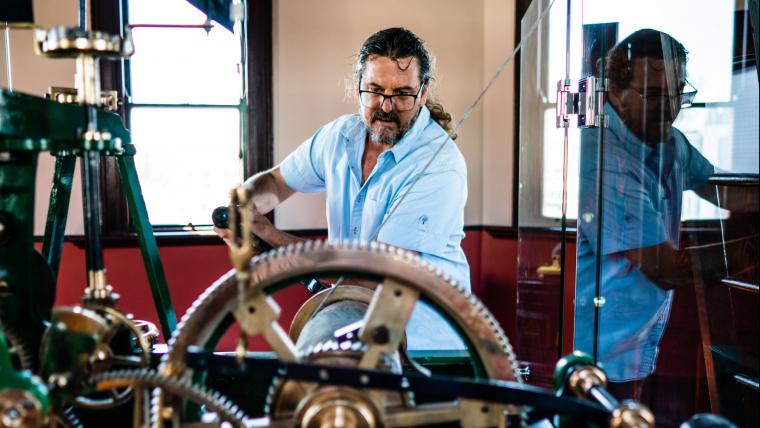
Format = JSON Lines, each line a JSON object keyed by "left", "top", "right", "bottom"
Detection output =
{"left": 279, "top": 126, "right": 328, "bottom": 193}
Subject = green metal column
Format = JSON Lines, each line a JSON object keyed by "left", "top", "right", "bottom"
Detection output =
{"left": 117, "top": 144, "right": 177, "bottom": 337}
{"left": 41, "top": 155, "right": 76, "bottom": 279}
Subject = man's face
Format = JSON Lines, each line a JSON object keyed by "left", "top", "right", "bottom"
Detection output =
{"left": 359, "top": 55, "right": 428, "bottom": 145}
{"left": 613, "top": 57, "right": 685, "bottom": 145}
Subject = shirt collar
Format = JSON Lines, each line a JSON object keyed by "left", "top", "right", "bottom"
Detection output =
{"left": 605, "top": 103, "right": 676, "bottom": 176}
{"left": 605, "top": 103, "right": 655, "bottom": 158}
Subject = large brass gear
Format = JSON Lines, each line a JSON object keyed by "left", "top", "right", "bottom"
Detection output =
{"left": 159, "top": 241, "right": 521, "bottom": 427}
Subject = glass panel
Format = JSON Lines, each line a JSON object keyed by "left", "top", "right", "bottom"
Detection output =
{"left": 516, "top": 0, "right": 580, "bottom": 387}
{"left": 574, "top": 0, "right": 759, "bottom": 425}
{"left": 128, "top": 0, "right": 243, "bottom": 104}
{"left": 130, "top": 107, "right": 242, "bottom": 226}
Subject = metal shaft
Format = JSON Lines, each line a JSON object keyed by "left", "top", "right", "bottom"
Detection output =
{"left": 78, "top": 50, "right": 107, "bottom": 295}
{"left": 81, "top": 148, "right": 104, "bottom": 276}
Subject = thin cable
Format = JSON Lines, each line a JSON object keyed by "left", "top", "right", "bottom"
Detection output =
{"left": 372, "top": 0, "right": 557, "bottom": 240}
{"left": 715, "top": 185, "right": 729, "bottom": 278}
{"left": 307, "top": 276, "right": 345, "bottom": 323}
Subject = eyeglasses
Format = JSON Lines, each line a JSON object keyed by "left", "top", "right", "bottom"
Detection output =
{"left": 632, "top": 79, "right": 698, "bottom": 108}
{"left": 358, "top": 82, "right": 425, "bottom": 112}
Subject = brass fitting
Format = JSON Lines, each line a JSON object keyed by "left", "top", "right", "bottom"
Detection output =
{"left": 610, "top": 400, "right": 655, "bottom": 428}
{"left": 567, "top": 365, "right": 607, "bottom": 398}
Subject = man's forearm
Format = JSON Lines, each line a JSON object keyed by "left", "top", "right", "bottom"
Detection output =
{"left": 257, "top": 226, "right": 305, "bottom": 248}
{"left": 622, "top": 241, "right": 731, "bottom": 290}
{"left": 694, "top": 182, "right": 759, "bottom": 213}
{"left": 243, "top": 167, "right": 295, "bottom": 214}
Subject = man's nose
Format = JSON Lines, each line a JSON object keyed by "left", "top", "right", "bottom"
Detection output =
{"left": 380, "top": 97, "right": 394, "bottom": 112}
{"left": 662, "top": 97, "right": 678, "bottom": 121}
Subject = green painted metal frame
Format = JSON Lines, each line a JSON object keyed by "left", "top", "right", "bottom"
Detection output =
{"left": 0, "top": 148, "right": 48, "bottom": 370}
{"left": 117, "top": 144, "right": 177, "bottom": 335}
{"left": 41, "top": 156, "right": 76, "bottom": 278}
{"left": 1, "top": 88, "right": 177, "bottom": 338}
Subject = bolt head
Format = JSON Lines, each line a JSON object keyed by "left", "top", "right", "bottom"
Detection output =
{"left": 372, "top": 326, "right": 390, "bottom": 345}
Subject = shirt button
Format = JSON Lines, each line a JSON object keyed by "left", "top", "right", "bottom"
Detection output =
{"left": 353, "top": 227, "right": 358, "bottom": 235}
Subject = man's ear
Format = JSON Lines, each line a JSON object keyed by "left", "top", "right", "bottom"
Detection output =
{"left": 419, "top": 81, "right": 430, "bottom": 105}
{"left": 608, "top": 88, "right": 627, "bottom": 116}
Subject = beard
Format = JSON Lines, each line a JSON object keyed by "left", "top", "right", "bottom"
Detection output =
{"left": 368, "top": 110, "right": 410, "bottom": 146}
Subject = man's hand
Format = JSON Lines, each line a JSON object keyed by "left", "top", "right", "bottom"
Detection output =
{"left": 213, "top": 203, "right": 273, "bottom": 245}
{"left": 213, "top": 201, "right": 305, "bottom": 249}
{"left": 213, "top": 226, "right": 234, "bottom": 246}
{"left": 250, "top": 202, "right": 275, "bottom": 241}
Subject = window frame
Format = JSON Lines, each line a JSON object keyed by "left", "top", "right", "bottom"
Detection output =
{"left": 93, "top": 0, "right": 273, "bottom": 237}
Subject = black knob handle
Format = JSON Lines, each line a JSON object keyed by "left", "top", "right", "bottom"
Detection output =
{"left": 211, "top": 206, "right": 230, "bottom": 229}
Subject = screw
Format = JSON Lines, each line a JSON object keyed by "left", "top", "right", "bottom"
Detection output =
{"left": 160, "top": 406, "right": 173, "bottom": 419}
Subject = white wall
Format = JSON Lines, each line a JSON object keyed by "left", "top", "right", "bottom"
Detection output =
{"left": 7, "top": 0, "right": 518, "bottom": 236}
{"left": 273, "top": 0, "right": 516, "bottom": 229}
{"left": 2, "top": 0, "right": 84, "bottom": 235}
{"left": 482, "top": 0, "right": 516, "bottom": 226}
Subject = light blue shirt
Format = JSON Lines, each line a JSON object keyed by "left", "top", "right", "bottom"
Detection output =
{"left": 279, "top": 106, "right": 471, "bottom": 289}
{"left": 574, "top": 104, "right": 713, "bottom": 381}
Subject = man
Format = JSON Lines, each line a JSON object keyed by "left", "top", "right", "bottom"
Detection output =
{"left": 574, "top": 29, "right": 717, "bottom": 399}
{"left": 216, "top": 27, "right": 469, "bottom": 288}
{"left": 216, "top": 28, "right": 470, "bottom": 349}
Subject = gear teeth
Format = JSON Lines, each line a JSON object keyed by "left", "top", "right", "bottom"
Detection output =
{"left": 299, "top": 338, "right": 367, "bottom": 361}
{"left": 56, "top": 406, "right": 84, "bottom": 428}
{"left": 0, "top": 320, "right": 35, "bottom": 371}
{"left": 90, "top": 369, "right": 249, "bottom": 426}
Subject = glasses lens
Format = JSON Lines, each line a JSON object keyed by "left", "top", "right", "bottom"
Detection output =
{"left": 680, "top": 90, "right": 697, "bottom": 107}
{"left": 360, "top": 92, "right": 381, "bottom": 108}
{"left": 393, "top": 95, "right": 415, "bottom": 111}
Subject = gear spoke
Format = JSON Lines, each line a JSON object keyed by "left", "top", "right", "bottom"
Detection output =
{"left": 233, "top": 290, "right": 299, "bottom": 361}
{"left": 358, "top": 279, "right": 419, "bottom": 369}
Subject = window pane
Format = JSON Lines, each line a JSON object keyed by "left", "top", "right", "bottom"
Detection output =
{"left": 130, "top": 107, "right": 242, "bottom": 226}
{"left": 128, "top": 0, "right": 242, "bottom": 104}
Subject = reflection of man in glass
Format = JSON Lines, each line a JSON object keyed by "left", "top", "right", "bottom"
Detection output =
{"left": 574, "top": 29, "right": 715, "bottom": 398}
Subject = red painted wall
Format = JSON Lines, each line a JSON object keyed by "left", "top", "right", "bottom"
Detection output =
{"left": 50, "top": 229, "right": 521, "bottom": 350}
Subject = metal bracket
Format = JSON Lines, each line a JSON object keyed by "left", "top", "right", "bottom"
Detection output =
{"left": 48, "top": 87, "right": 119, "bottom": 112}
{"left": 555, "top": 76, "right": 608, "bottom": 129}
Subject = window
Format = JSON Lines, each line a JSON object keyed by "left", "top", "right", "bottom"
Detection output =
{"left": 125, "top": 0, "right": 244, "bottom": 228}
